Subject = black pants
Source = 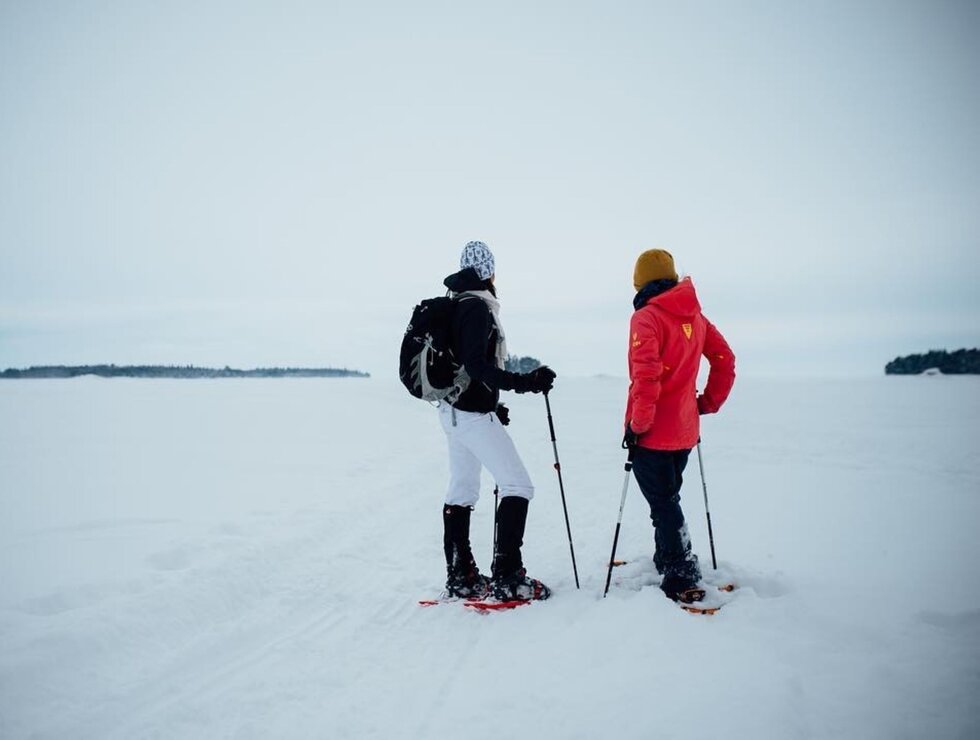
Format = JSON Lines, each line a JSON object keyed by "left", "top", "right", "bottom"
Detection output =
{"left": 631, "top": 447, "right": 701, "bottom": 593}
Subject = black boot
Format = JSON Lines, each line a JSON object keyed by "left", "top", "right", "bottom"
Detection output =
{"left": 443, "top": 505, "right": 490, "bottom": 598}
{"left": 491, "top": 496, "right": 550, "bottom": 601}
{"left": 663, "top": 584, "right": 706, "bottom": 604}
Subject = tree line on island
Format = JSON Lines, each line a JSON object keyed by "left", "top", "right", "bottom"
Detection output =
{"left": 504, "top": 355, "right": 542, "bottom": 373}
{"left": 5, "top": 352, "right": 973, "bottom": 379}
{"left": 885, "top": 349, "right": 980, "bottom": 375}
{"left": 0, "top": 358, "right": 547, "bottom": 380}
{"left": 0, "top": 365, "right": 370, "bottom": 379}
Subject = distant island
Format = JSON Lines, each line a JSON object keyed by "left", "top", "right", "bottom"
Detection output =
{"left": 0, "top": 365, "right": 370, "bottom": 379}
{"left": 885, "top": 349, "right": 979, "bottom": 375}
{"left": 504, "top": 355, "right": 542, "bottom": 373}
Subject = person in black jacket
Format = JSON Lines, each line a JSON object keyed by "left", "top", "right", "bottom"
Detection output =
{"left": 439, "top": 241, "right": 556, "bottom": 602}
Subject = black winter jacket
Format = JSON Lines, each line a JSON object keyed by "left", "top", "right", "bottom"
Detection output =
{"left": 444, "top": 268, "right": 526, "bottom": 413}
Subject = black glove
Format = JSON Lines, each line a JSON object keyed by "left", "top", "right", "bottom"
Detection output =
{"left": 495, "top": 403, "right": 510, "bottom": 426}
{"left": 622, "top": 425, "right": 639, "bottom": 450}
{"left": 696, "top": 394, "right": 715, "bottom": 415}
{"left": 514, "top": 366, "right": 556, "bottom": 394}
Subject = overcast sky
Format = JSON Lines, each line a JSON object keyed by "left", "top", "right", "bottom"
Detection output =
{"left": 2, "top": 0, "right": 978, "bottom": 378}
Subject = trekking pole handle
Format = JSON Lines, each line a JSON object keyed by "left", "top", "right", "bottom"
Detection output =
{"left": 544, "top": 391, "right": 557, "bottom": 443}
{"left": 544, "top": 392, "right": 562, "bottom": 473}
{"left": 620, "top": 449, "right": 634, "bottom": 502}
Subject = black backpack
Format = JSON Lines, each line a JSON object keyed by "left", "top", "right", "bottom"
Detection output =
{"left": 399, "top": 295, "right": 473, "bottom": 403}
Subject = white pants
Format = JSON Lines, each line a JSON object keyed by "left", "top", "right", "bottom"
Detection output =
{"left": 439, "top": 403, "right": 535, "bottom": 507}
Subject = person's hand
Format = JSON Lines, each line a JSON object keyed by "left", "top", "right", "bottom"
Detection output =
{"left": 495, "top": 403, "right": 510, "bottom": 426}
{"left": 622, "top": 425, "right": 639, "bottom": 450}
{"left": 696, "top": 394, "right": 715, "bottom": 415}
{"left": 523, "top": 366, "right": 556, "bottom": 394}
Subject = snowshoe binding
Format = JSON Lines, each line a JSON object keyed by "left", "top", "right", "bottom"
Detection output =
{"left": 664, "top": 586, "right": 706, "bottom": 604}
{"left": 446, "top": 563, "right": 491, "bottom": 599}
{"left": 491, "top": 567, "right": 551, "bottom": 602}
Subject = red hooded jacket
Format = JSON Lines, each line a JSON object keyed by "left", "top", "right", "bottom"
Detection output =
{"left": 626, "top": 278, "right": 735, "bottom": 451}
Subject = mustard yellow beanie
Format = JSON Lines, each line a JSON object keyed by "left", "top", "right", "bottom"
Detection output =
{"left": 633, "top": 249, "right": 678, "bottom": 290}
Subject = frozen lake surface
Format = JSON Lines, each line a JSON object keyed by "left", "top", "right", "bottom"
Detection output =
{"left": 1, "top": 375, "right": 978, "bottom": 739}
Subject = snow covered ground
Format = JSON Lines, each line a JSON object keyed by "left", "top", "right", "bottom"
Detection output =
{"left": 1, "top": 375, "right": 978, "bottom": 739}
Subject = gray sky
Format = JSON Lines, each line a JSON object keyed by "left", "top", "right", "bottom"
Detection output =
{"left": 2, "top": 0, "right": 978, "bottom": 378}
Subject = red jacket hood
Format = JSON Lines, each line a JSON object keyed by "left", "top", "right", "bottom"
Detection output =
{"left": 643, "top": 277, "right": 702, "bottom": 319}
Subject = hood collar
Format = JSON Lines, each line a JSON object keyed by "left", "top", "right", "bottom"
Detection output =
{"left": 633, "top": 277, "right": 701, "bottom": 317}
{"left": 444, "top": 267, "right": 492, "bottom": 295}
{"left": 633, "top": 278, "right": 678, "bottom": 310}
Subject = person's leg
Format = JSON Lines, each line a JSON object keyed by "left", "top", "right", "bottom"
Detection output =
{"left": 451, "top": 411, "right": 548, "bottom": 600}
{"left": 453, "top": 411, "right": 533, "bottom": 573}
{"left": 441, "top": 504, "right": 490, "bottom": 596}
{"left": 632, "top": 447, "right": 700, "bottom": 597}
{"left": 439, "top": 405, "right": 489, "bottom": 596}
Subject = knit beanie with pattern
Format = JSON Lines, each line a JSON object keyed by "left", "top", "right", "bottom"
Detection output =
{"left": 460, "top": 241, "right": 495, "bottom": 280}
{"left": 633, "top": 249, "right": 678, "bottom": 290}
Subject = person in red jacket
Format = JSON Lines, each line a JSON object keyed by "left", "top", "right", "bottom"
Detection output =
{"left": 623, "top": 249, "right": 735, "bottom": 604}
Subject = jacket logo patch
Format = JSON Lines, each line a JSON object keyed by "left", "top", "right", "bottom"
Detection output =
{"left": 632, "top": 332, "right": 641, "bottom": 348}
{"left": 682, "top": 323, "right": 693, "bottom": 340}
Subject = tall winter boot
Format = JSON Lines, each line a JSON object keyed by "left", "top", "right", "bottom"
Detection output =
{"left": 491, "top": 496, "right": 550, "bottom": 601}
{"left": 443, "top": 505, "right": 490, "bottom": 598}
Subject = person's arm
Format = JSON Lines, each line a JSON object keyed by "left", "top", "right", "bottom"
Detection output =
{"left": 626, "top": 310, "right": 663, "bottom": 434}
{"left": 453, "top": 298, "right": 554, "bottom": 394}
{"left": 697, "top": 317, "right": 735, "bottom": 414}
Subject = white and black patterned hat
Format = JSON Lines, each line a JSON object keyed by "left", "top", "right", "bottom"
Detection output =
{"left": 460, "top": 241, "right": 495, "bottom": 280}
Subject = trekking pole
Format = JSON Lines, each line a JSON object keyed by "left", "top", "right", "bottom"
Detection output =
{"left": 696, "top": 439, "right": 718, "bottom": 570}
{"left": 544, "top": 392, "right": 580, "bottom": 589}
{"left": 492, "top": 485, "right": 499, "bottom": 566}
{"left": 603, "top": 448, "right": 635, "bottom": 598}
